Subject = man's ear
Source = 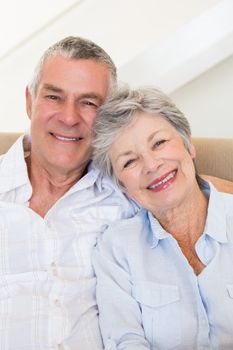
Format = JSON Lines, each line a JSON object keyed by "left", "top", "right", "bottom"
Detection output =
{"left": 25, "top": 86, "right": 32, "bottom": 119}
{"left": 189, "top": 138, "right": 196, "bottom": 159}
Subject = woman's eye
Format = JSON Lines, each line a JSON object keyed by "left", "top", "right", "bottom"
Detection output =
{"left": 153, "top": 139, "right": 166, "bottom": 148}
{"left": 123, "top": 159, "right": 135, "bottom": 169}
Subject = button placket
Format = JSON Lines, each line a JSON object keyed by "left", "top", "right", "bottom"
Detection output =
{"left": 51, "top": 261, "right": 58, "bottom": 277}
{"left": 58, "top": 344, "right": 65, "bottom": 350}
{"left": 54, "top": 298, "right": 62, "bottom": 308}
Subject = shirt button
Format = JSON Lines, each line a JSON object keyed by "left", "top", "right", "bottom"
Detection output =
{"left": 54, "top": 299, "right": 62, "bottom": 308}
{"left": 51, "top": 262, "right": 58, "bottom": 276}
{"left": 105, "top": 338, "right": 117, "bottom": 350}
{"left": 46, "top": 220, "right": 54, "bottom": 230}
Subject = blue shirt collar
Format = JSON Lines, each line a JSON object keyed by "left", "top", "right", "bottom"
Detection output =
{"left": 147, "top": 180, "right": 228, "bottom": 248}
{"left": 202, "top": 181, "right": 228, "bottom": 243}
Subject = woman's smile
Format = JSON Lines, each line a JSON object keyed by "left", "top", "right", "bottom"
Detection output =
{"left": 147, "top": 169, "right": 177, "bottom": 192}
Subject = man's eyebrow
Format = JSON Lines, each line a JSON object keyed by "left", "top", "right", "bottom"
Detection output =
{"left": 79, "top": 92, "right": 104, "bottom": 103}
{"left": 41, "top": 86, "right": 104, "bottom": 102}
{"left": 42, "top": 84, "right": 63, "bottom": 93}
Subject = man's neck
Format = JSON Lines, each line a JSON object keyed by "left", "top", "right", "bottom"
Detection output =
{"left": 26, "top": 156, "right": 86, "bottom": 217}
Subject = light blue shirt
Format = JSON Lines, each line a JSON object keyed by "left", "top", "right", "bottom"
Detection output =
{"left": 93, "top": 182, "right": 233, "bottom": 349}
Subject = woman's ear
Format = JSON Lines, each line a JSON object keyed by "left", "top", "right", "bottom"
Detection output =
{"left": 189, "top": 138, "right": 196, "bottom": 159}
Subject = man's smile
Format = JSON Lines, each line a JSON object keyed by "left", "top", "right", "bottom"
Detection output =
{"left": 49, "top": 132, "right": 83, "bottom": 142}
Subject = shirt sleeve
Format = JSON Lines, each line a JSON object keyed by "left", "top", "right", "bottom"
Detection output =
{"left": 92, "top": 227, "right": 150, "bottom": 350}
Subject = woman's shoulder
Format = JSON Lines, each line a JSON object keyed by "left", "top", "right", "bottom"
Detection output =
{"left": 220, "top": 191, "right": 233, "bottom": 214}
{"left": 101, "top": 209, "right": 148, "bottom": 245}
{"left": 209, "top": 183, "right": 233, "bottom": 221}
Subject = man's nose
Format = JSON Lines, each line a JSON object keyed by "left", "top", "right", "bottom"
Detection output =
{"left": 59, "top": 101, "right": 80, "bottom": 126}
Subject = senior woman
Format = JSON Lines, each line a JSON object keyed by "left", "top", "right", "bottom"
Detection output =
{"left": 92, "top": 86, "right": 233, "bottom": 350}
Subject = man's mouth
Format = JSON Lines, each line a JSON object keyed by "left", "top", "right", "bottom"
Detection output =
{"left": 147, "top": 170, "right": 177, "bottom": 191}
{"left": 50, "top": 132, "right": 82, "bottom": 142}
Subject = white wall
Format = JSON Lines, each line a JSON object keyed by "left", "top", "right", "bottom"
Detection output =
{"left": 170, "top": 53, "right": 233, "bottom": 138}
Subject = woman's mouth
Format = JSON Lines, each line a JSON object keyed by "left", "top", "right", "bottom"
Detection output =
{"left": 147, "top": 170, "right": 177, "bottom": 192}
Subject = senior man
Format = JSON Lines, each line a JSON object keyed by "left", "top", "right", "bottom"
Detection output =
{"left": 0, "top": 36, "right": 137, "bottom": 350}
{"left": 0, "top": 36, "right": 232, "bottom": 350}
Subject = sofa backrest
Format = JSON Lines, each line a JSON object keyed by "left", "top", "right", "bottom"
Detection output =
{"left": 193, "top": 137, "right": 233, "bottom": 182}
{"left": 0, "top": 132, "right": 22, "bottom": 155}
{"left": 0, "top": 132, "right": 232, "bottom": 181}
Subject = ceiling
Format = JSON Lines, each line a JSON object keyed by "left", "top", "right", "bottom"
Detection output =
{"left": 0, "top": 0, "right": 78, "bottom": 59}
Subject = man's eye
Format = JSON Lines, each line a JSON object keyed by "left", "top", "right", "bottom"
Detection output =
{"left": 82, "top": 100, "right": 98, "bottom": 108}
{"left": 46, "top": 95, "right": 60, "bottom": 100}
{"left": 123, "top": 159, "right": 135, "bottom": 169}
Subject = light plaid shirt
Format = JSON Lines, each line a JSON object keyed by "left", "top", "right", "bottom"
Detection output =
{"left": 0, "top": 136, "right": 136, "bottom": 350}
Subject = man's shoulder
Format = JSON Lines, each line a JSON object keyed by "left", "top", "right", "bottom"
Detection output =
{"left": 87, "top": 162, "right": 139, "bottom": 213}
{"left": 70, "top": 165, "right": 139, "bottom": 228}
{"left": 0, "top": 153, "right": 5, "bottom": 165}
{"left": 0, "top": 135, "right": 26, "bottom": 164}
{"left": 0, "top": 135, "right": 29, "bottom": 195}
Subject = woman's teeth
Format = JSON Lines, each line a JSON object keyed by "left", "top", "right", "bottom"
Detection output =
{"left": 148, "top": 170, "right": 177, "bottom": 189}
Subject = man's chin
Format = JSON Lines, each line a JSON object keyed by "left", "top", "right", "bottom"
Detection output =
{"left": 53, "top": 157, "right": 90, "bottom": 176}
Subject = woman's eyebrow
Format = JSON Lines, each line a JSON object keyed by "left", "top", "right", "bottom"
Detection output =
{"left": 147, "top": 129, "right": 164, "bottom": 142}
{"left": 115, "top": 150, "right": 134, "bottom": 162}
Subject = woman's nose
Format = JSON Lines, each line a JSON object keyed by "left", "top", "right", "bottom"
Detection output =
{"left": 142, "top": 153, "right": 163, "bottom": 174}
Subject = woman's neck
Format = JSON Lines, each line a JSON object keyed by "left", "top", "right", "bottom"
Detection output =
{"left": 153, "top": 184, "right": 208, "bottom": 275}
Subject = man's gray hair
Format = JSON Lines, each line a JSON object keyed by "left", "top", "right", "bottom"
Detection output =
{"left": 93, "top": 86, "right": 195, "bottom": 189}
{"left": 28, "top": 36, "right": 117, "bottom": 97}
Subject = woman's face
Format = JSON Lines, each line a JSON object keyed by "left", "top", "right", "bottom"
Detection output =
{"left": 109, "top": 112, "right": 197, "bottom": 215}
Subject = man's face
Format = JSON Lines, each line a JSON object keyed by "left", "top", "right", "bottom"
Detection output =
{"left": 26, "top": 55, "right": 110, "bottom": 178}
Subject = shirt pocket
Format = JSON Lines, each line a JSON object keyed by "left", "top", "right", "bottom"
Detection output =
{"left": 0, "top": 271, "right": 54, "bottom": 347}
{"left": 0, "top": 271, "right": 50, "bottom": 327}
{"left": 71, "top": 206, "right": 122, "bottom": 277}
{"left": 133, "top": 281, "right": 181, "bottom": 349}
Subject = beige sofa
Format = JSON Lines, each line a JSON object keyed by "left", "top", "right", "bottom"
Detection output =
{"left": 0, "top": 132, "right": 232, "bottom": 182}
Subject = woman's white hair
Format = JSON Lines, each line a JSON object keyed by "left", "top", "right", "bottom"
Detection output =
{"left": 93, "top": 86, "right": 200, "bottom": 190}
